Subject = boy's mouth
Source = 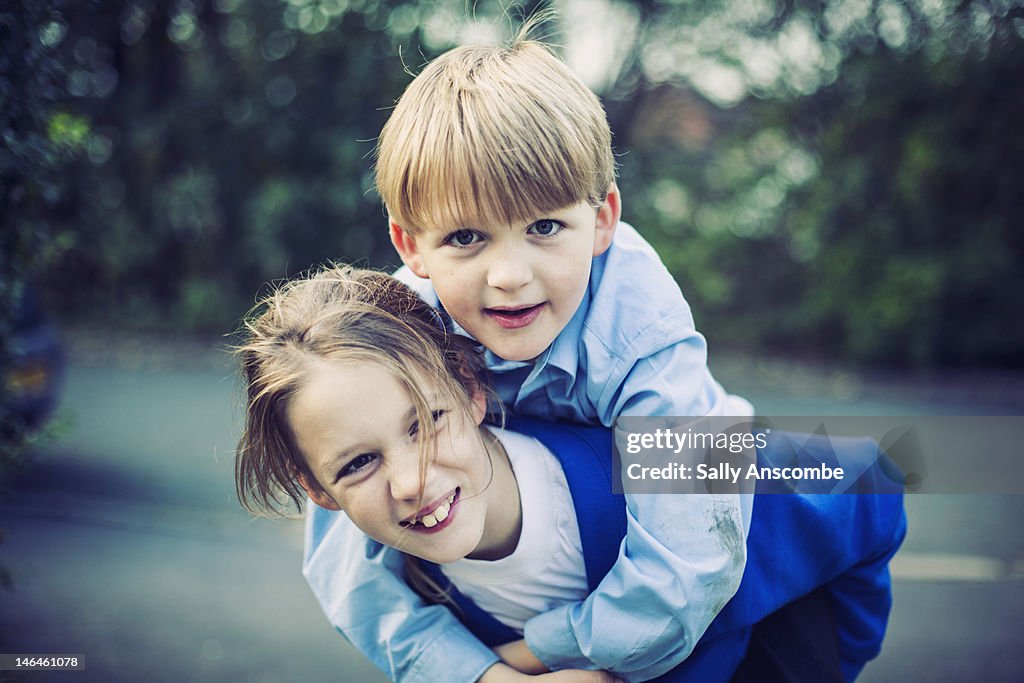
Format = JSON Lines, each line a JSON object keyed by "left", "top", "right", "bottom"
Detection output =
{"left": 401, "top": 489, "right": 459, "bottom": 533}
{"left": 484, "top": 303, "right": 545, "bottom": 329}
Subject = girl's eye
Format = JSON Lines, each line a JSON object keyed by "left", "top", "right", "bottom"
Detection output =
{"left": 528, "top": 219, "right": 563, "bottom": 237}
{"left": 409, "top": 410, "right": 446, "bottom": 438}
{"left": 339, "top": 453, "right": 377, "bottom": 479}
{"left": 446, "top": 230, "right": 482, "bottom": 247}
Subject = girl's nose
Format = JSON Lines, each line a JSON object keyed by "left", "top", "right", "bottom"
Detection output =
{"left": 486, "top": 250, "right": 533, "bottom": 291}
{"left": 388, "top": 448, "right": 427, "bottom": 502}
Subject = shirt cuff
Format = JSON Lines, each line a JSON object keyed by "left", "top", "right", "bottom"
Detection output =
{"left": 405, "top": 622, "right": 500, "bottom": 683}
{"left": 522, "top": 604, "right": 593, "bottom": 672}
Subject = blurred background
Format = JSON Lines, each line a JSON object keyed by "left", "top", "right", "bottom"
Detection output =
{"left": 2, "top": 0, "right": 1023, "bottom": 681}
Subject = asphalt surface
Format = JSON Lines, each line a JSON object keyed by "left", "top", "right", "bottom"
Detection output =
{"left": 1, "top": 344, "right": 1022, "bottom": 682}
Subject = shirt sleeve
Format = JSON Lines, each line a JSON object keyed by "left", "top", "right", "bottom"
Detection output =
{"left": 523, "top": 489, "right": 747, "bottom": 680}
{"left": 303, "top": 504, "right": 499, "bottom": 683}
{"left": 594, "top": 312, "right": 754, "bottom": 423}
{"left": 523, "top": 335, "right": 752, "bottom": 680}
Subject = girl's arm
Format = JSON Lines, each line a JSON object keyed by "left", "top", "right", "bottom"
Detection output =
{"left": 304, "top": 505, "right": 499, "bottom": 683}
{"left": 304, "top": 505, "right": 625, "bottom": 683}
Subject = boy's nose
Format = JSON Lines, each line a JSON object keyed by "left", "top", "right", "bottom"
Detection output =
{"left": 486, "top": 252, "right": 533, "bottom": 291}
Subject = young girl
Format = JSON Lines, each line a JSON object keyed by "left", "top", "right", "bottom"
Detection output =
{"left": 234, "top": 264, "right": 905, "bottom": 682}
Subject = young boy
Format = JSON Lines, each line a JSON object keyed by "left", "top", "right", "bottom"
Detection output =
{"left": 303, "top": 28, "right": 754, "bottom": 683}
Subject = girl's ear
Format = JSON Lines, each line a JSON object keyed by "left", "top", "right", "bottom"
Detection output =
{"left": 296, "top": 469, "right": 342, "bottom": 511}
{"left": 389, "top": 219, "right": 429, "bottom": 278}
{"left": 470, "top": 386, "right": 487, "bottom": 426}
{"left": 592, "top": 183, "right": 622, "bottom": 257}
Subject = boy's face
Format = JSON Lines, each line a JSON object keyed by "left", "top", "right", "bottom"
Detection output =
{"left": 390, "top": 187, "right": 621, "bottom": 362}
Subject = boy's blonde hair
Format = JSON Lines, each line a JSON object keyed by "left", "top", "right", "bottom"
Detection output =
{"left": 375, "top": 22, "right": 615, "bottom": 234}
{"left": 233, "top": 264, "right": 487, "bottom": 518}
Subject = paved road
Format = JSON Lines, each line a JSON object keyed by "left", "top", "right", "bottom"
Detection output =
{"left": 1, "top": 348, "right": 1021, "bottom": 681}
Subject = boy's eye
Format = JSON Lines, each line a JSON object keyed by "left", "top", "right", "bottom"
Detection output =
{"left": 528, "top": 219, "right": 563, "bottom": 237}
{"left": 445, "top": 230, "right": 482, "bottom": 247}
{"left": 339, "top": 452, "right": 377, "bottom": 480}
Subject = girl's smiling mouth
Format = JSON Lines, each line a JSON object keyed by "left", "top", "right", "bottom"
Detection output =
{"left": 402, "top": 489, "right": 460, "bottom": 533}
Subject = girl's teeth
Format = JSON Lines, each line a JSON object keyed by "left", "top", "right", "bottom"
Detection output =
{"left": 417, "top": 499, "right": 452, "bottom": 528}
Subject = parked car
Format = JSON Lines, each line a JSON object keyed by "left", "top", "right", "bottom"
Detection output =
{"left": 5, "top": 285, "right": 64, "bottom": 429}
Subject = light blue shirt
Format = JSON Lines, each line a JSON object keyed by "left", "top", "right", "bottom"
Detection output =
{"left": 303, "top": 222, "right": 753, "bottom": 682}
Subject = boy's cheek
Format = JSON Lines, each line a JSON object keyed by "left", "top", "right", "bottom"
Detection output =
{"left": 424, "top": 263, "right": 470, "bottom": 297}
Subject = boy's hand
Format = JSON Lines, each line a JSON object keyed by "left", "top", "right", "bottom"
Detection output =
{"left": 480, "top": 662, "right": 623, "bottom": 683}
{"left": 494, "top": 639, "right": 548, "bottom": 674}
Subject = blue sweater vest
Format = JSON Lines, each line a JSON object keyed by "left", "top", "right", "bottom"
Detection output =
{"left": 422, "top": 418, "right": 906, "bottom": 682}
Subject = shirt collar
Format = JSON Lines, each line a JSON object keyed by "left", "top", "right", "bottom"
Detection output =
{"left": 542, "top": 286, "right": 589, "bottom": 382}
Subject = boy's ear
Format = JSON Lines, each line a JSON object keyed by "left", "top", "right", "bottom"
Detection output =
{"left": 389, "top": 219, "right": 429, "bottom": 278}
{"left": 296, "top": 469, "right": 341, "bottom": 511}
{"left": 593, "top": 183, "right": 621, "bottom": 257}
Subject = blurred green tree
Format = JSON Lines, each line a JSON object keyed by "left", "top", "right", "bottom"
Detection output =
{"left": 598, "top": 0, "right": 1024, "bottom": 366}
{"left": 38, "top": 0, "right": 439, "bottom": 331}
{"left": 9, "top": 0, "right": 1024, "bottom": 369}
{"left": 1, "top": 1, "right": 75, "bottom": 475}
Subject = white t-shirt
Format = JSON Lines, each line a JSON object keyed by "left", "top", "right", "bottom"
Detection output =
{"left": 440, "top": 425, "right": 589, "bottom": 633}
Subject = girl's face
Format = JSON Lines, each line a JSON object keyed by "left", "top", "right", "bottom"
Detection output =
{"left": 288, "top": 359, "right": 519, "bottom": 564}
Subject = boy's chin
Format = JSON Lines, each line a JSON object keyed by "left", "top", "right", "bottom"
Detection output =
{"left": 491, "top": 346, "right": 546, "bottom": 363}
{"left": 481, "top": 335, "right": 554, "bottom": 363}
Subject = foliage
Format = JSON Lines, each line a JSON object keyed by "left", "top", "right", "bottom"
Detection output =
{"left": 605, "top": 0, "right": 1024, "bottom": 366}
{"left": 32, "top": 0, "right": 434, "bottom": 333}
{"left": 7, "top": 0, "right": 1024, "bottom": 369}
{"left": 1, "top": 1, "right": 73, "bottom": 473}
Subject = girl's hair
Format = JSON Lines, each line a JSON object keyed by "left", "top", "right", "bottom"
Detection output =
{"left": 233, "top": 264, "right": 491, "bottom": 602}
{"left": 375, "top": 15, "right": 616, "bottom": 235}
{"left": 234, "top": 263, "right": 488, "bottom": 517}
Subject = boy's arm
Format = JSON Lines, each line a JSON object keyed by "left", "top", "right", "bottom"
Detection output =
{"left": 523, "top": 490, "right": 746, "bottom": 681}
{"left": 303, "top": 504, "right": 500, "bottom": 683}
{"left": 525, "top": 340, "right": 753, "bottom": 681}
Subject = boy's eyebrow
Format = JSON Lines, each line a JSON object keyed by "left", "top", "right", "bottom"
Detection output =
{"left": 425, "top": 221, "right": 514, "bottom": 238}
{"left": 426, "top": 205, "right": 576, "bottom": 235}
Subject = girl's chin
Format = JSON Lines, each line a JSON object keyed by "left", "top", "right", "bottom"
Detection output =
{"left": 411, "top": 540, "right": 478, "bottom": 566}
{"left": 410, "top": 553, "right": 456, "bottom": 566}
